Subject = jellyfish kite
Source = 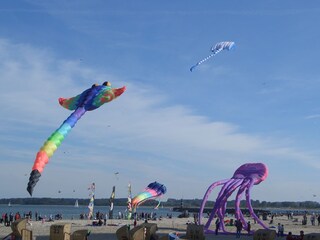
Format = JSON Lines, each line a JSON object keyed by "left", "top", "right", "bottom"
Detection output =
{"left": 199, "top": 163, "right": 268, "bottom": 234}
{"left": 131, "top": 181, "right": 167, "bottom": 211}
{"left": 190, "top": 41, "right": 235, "bottom": 72}
{"left": 26, "top": 82, "right": 126, "bottom": 196}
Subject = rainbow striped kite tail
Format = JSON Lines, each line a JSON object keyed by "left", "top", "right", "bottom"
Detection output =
{"left": 27, "top": 169, "right": 41, "bottom": 196}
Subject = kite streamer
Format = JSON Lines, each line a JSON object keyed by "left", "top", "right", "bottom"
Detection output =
{"left": 88, "top": 182, "right": 95, "bottom": 219}
{"left": 127, "top": 183, "right": 132, "bottom": 220}
{"left": 109, "top": 186, "right": 116, "bottom": 219}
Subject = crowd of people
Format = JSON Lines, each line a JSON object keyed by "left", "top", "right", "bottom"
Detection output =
{"left": 213, "top": 217, "right": 251, "bottom": 238}
{"left": 1, "top": 212, "right": 21, "bottom": 226}
{"left": 198, "top": 211, "right": 318, "bottom": 239}
{"left": 0, "top": 211, "right": 65, "bottom": 226}
{"left": 286, "top": 231, "right": 305, "bottom": 240}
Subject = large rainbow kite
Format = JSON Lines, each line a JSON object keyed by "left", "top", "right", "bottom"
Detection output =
{"left": 131, "top": 181, "right": 167, "bottom": 210}
{"left": 27, "top": 82, "right": 126, "bottom": 196}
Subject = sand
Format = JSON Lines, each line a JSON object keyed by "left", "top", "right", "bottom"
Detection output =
{"left": 1, "top": 213, "right": 320, "bottom": 240}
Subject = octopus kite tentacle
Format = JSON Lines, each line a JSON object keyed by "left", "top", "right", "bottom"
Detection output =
{"left": 245, "top": 181, "right": 268, "bottom": 229}
{"left": 204, "top": 179, "right": 242, "bottom": 231}
{"left": 219, "top": 179, "right": 245, "bottom": 232}
{"left": 198, "top": 179, "right": 229, "bottom": 224}
{"left": 235, "top": 179, "right": 251, "bottom": 230}
{"left": 215, "top": 179, "right": 243, "bottom": 231}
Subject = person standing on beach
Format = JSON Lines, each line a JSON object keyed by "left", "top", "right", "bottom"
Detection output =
{"left": 247, "top": 221, "right": 251, "bottom": 235}
{"left": 280, "top": 225, "right": 284, "bottom": 237}
{"left": 277, "top": 223, "right": 281, "bottom": 236}
{"left": 235, "top": 219, "right": 243, "bottom": 238}
{"left": 215, "top": 218, "right": 220, "bottom": 235}
{"left": 311, "top": 214, "right": 315, "bottom": 226}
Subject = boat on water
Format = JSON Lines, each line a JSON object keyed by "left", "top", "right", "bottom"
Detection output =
{"left": 74, "top": 200, "right": 79, "bottom": 207}
{"left": 8, "top": 202, "right": 11, "bottom": 207}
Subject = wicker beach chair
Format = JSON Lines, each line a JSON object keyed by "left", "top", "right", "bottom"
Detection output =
{"left": 253, "top": 229, "right": 277, "bottom": 240}
{"left": 140, "top": 223, "right": 158, "bottom": 240}
{"left": 50, "top": 223, "right": 71, "bottom": 240}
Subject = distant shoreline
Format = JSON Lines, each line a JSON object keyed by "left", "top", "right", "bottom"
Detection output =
{"left": 1, "top": 198, "right": 320, "bottom": 211}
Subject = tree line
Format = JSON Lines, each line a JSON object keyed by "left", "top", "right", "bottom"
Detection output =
{"left": 1, "top": 198, "right": 320, "bottom": 209}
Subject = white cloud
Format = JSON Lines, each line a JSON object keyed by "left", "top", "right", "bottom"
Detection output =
{"left": 305, "top": 114, "right": 320, "bottom": 120}
{"left": 0, "top": 39, "right": 319, "bottom": 201}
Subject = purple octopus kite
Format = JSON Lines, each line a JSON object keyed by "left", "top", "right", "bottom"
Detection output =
{"left": 198, "top": 163, "right": 268, "bottom": 234}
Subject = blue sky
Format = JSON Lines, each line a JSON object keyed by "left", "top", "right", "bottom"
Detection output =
{"left": 1, "top": 1, "right": 320, "bottom": 202}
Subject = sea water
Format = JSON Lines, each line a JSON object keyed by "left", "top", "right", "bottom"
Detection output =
{"left": 0, "top": 205, "right": 180, "bottom": 220}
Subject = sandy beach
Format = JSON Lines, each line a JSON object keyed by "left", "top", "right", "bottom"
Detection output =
{"left": 1, "top": 213, "right": 320, "bottom": 240}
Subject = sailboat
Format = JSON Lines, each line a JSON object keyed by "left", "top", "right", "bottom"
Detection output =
{"left": 8, "top": 201, "right": 11, "bottom": 207}
{"left": 74, "top": 199, "right": 79, "bottom": 207}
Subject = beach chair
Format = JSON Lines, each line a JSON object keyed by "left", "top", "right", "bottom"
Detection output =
{"left": 71, "top": 230, "right": 90, "bottom": 240}
{"left": 11, "top": 219, "right": 26, "bottom": 238}
{"left": 116, "top": 225, "right": 131, "bottom": 240}
{"left": 116, "top": 225, "right": 145, "bottom": 240}
{"left": 304, "top": 233, "right": 320, "bottom": 240}
{"left": 50, "top": 223, "right": 72, "bottom": 240}
{"left": 140, "top": 223, "right": 158, "bottom": 240}
{"left": 253, "top": 229, "right": 277, "bottom": 240}
{"left": 9, "top": 218, "right": 33, "bottom": 240}
{"left": 179, "top": 224, "right": 205, "bottom": 240}
{"left": 21, "top": 229, "right": 33, "bottom": 240}
{"left": 130, "top": 226, "right": 145, "bottom": 240}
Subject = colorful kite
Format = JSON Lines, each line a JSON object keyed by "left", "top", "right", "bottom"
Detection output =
{"left": 88, "top": 182, "right": 95, "bottom": 219}
{"left": 109, "top": 186, "right": 116, "bottom": 219}
{"left": 131, "top": 181, "right": 167, "bottom": 211}
{"left": 26, "top": 82, "right": 126, "bottom": 196}
{"left": 198, "top": 163, "right": 268, "bottom": 234}
{"left": 190, "top": 41, "right": 235, "bottom": 72}
{"left": 127, "top": 183, "right": 132, "bottom": 220}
